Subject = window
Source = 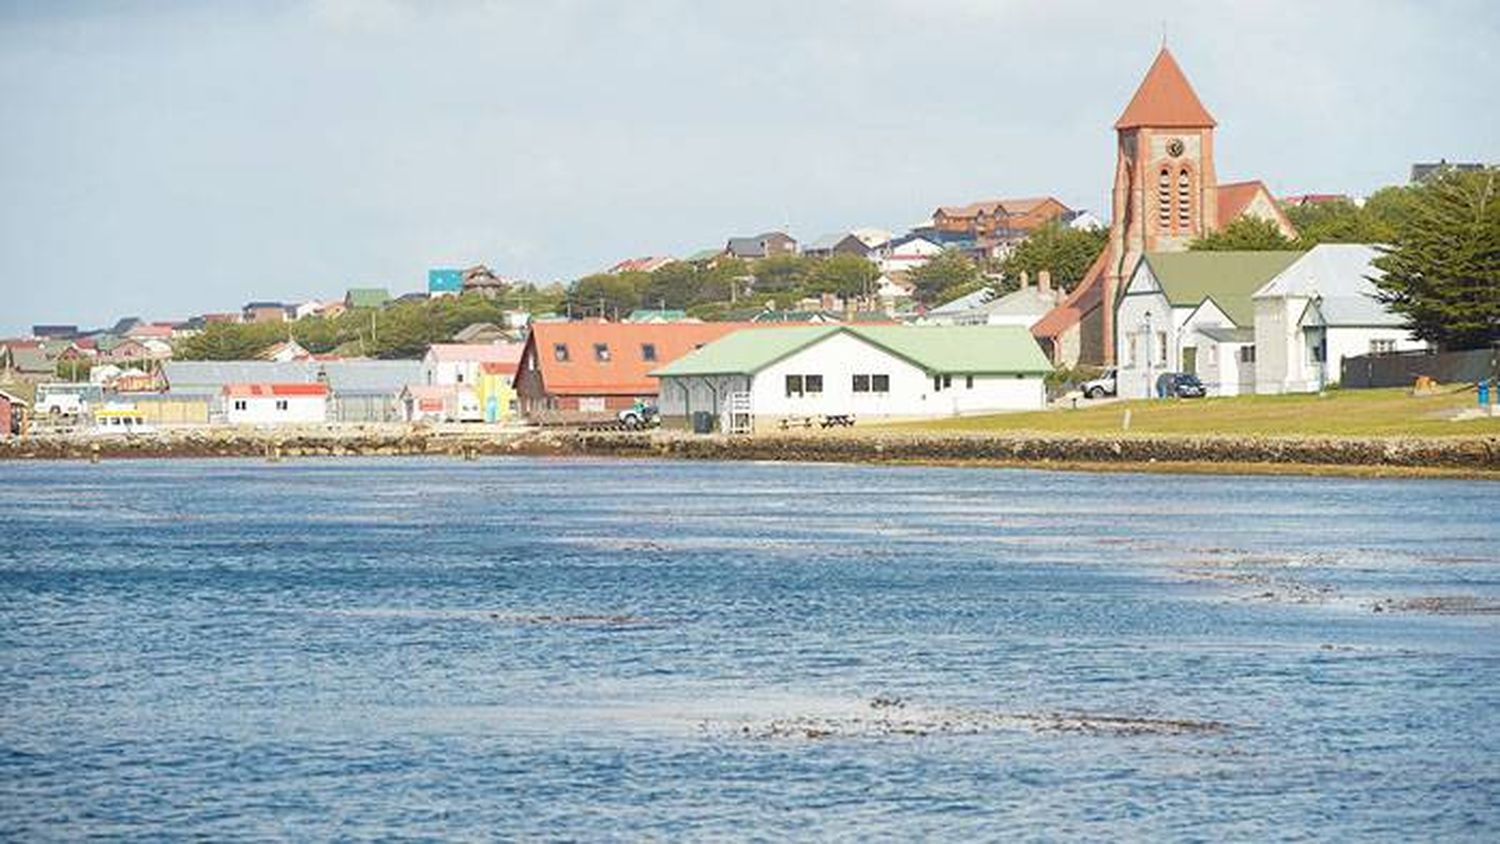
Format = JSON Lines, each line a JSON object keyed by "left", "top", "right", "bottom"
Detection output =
{"left": 1177, "top": 168, "right": 1192, "bottom": 227}
{"left": 578, "top": 396, "right": 606, "bottom": 413}
{"left": 966, "top": 375, "right": 974, "bottom": 389}
{"left": 853, "top": 374, "right": 870, "bottom": 393}
{"left": 1238, "top": 345, "right": 1257, "bottom": 364}
{"left": 275, "top": 399, "right": 289, "bottom": 411}
{"left": 804, "top": 375, "right": 823, "bottom": 394}
{"left": 933, "top": 374, "right": 953, "bottom": 392}
{"left": 1156, "top": 332, "right": 1169, "bottom": 366}
{"left": 1127, "top": 332, "right": 1140, "bottom": 368}
{"left": 233, "top": 400, "right": 247, "bottom": 411}
{"left": 640, "top": 343, "right": 657, "bottom": 362}
{"left": 456, "top": 372, "right": 464, "bottom": 384}
{"left": 594, "top": 343, "right": 611, "bottom": 362}
{"left": 1157, "top": 168, "right": 1172, "bottom": 228}
{"left": 553, "top": 343, "right": 570, "bottom": 362}
{"left": 871, "top": 374, "right": 889, "bottom": 393}
{"left": 1370, "top": 338, "right": 1396, "bottom": 355}
{"left": 785, "top": 375, "right": 804, "bottom": 397}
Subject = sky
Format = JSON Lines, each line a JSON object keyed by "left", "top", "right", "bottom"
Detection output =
{"left": 1, "top": 0, "right": 1496, "bottom": 335}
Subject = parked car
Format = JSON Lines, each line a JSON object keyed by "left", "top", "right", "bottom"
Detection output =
{"left": 618, "top": 401, "right": 659, "bottom": 429}
{"left": 1156, "top": 372, "right": 1206, "bottom": 398}
{"left": 1080, "top": 368, "right": 1117, "bottom": 399}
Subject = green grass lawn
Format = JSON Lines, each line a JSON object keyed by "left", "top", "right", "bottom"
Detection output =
{"left": 893, "top": 386, "right": 1500, "bottom": 438}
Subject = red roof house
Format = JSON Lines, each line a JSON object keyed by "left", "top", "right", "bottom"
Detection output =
{"left": 515, "top": 322, "right": 758, "bottom": 422}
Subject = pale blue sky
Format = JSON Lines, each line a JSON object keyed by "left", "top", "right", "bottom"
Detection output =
{"left": 1, "top": 0, "right": 1495, "bottom": 334}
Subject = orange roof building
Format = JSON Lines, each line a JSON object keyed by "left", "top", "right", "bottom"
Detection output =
{"left": 1034, "top": 47, "right": 1298, "bottom": 366}
{"left": 515, "top": 322, "right": 758, "bottom": 422}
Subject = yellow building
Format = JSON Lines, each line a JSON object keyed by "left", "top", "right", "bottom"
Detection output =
{"left": 474, "top": 363, "right": 518, "bottom": 424}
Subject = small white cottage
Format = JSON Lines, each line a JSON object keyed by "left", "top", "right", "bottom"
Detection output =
{"left": 652, "top": 324, "right": 1051, "bottom": 431}
{"left": 221, "top": 383, "right": 328, "bottom": 425}
{"left": 1251, "top": 244, "right": 1425, "bottom": 394}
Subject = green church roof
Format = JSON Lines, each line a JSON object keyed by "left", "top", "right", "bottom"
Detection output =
{"left": 652, "top": 325, "right": 1051, "bottom": 378}
{"left": 1141, "top": 251, "right": 1304, "bottom": 327}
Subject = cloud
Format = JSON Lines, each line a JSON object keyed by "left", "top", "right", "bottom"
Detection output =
{"left": 0, "top": 0, "right": 1495, "bottom": 333}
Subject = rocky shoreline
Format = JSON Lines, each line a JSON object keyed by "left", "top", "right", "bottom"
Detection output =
{"left": 2, "top": 426, "right": 1498, "bottom": 477}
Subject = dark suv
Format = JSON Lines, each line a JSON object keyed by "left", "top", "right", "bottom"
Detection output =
{"left": 1155, "top": 372, "right": 1206, "bottom": 398}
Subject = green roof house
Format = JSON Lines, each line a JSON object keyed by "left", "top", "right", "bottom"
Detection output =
{"left": 1115, "top": 250, "right": 1303, "bottom": 399}
{"left": 650, "top": 324, "right": 1051, "bottom": 431}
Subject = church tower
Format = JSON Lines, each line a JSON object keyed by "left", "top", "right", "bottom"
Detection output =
{"left": 1033, "top": 46, "right": 1293, "bottom": 367}
{"left": 1102, "top": 47, "right": 1218, "bottom": 364}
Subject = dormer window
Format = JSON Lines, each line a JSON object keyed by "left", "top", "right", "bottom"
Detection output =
{"left": 640, "top": 343, "right": 657, "bottom": 362}
{"left": 594, "top": 343, "right": 611, "bottom": 362}
{"left": 553, "top": 343, "right": 570, "bottom": 362}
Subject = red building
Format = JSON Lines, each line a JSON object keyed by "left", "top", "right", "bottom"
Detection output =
{"left": 515, "top": 322, "right": 756, "bottom": 423}
{"left": 1033, "top": 47, "right": 1298, "bottom": 366}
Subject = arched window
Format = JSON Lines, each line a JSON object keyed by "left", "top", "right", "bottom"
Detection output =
{"left": 1157, "top": 168, "right": 1172, "bottom": 228}
{"left": 1176, "top": 168, "right": 1193, "bottom": 228}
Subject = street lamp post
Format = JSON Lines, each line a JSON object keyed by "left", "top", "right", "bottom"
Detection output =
{"left": 1144, "top": 309, "right": 1154, "bottom": 399}
{"left": 1310, "top": 287, "right": 1327, "bottom": 395}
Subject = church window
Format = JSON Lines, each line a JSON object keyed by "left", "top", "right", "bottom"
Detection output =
{"left": 1177, "top": 169, "right": 1193, "bottom": 227}
{"left": 1157, "top": 168, "right": 1172, "bottom": 228}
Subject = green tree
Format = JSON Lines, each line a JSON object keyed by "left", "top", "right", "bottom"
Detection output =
{"left": 1372, "top": 169, "right": 1500, "bottom": 350}
{"left": 569, "top": 273, "right": 645, "bottom": 319}
{"left": 644, "top": 262, "right": 700, "bottom": 310}
{"left": 693, "top": 258, "right": 750, "bottom": 305}
{"left": 1362, "top": 185, "right": 1421, "bottom": 239}
{"left": 806, "top": 254, "right": 879, "bottom": 298}
{"left": 910, "top": 250, "right": 980, "bottom": 305}
{"left": 1189, "top": 216, "right": 1298, "bottom": 251}
{"left": 176, "top": 322, "right": 286, "bottom": 360}
{"left": 369, "top": 303, "right": 444, "bottom": 359}
{"left": 1001, "top": 222, "right": 1107, "bottom": 292}
{"left": 750, "top": 254, "right": 811, "bottom": 293}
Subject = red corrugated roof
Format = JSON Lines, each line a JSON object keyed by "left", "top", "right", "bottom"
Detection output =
{"left": 1115, "top": 48, "right": 1216, "bottom": 130}
{"left": 1032, "top": 248, "right": 1111, "bottom": 340}
{"left": 1215, "top": 181, "right": 1265, "bottom": 228}
{"left": 524, "top": 322, "right": 761, "bottom": 396}
{"left": 221, "top": 383, "right": 329, "bottom": 397}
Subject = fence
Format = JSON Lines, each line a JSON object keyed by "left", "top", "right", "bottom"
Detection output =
{"left": 1341, "top": 346, "right": 1499, "bottom": 389}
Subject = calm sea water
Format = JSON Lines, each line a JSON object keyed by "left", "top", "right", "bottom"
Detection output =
{"left": 1, "top": 457, "right": 1497, "bottom": 840}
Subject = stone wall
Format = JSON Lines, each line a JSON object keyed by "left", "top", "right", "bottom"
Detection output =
{"left": 2, "top": 428, "right": 1496, "bottom": 475}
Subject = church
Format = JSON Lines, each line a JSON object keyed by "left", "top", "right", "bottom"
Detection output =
{"left": 1033, "top": 48, "right": 1297, "bottom": 366}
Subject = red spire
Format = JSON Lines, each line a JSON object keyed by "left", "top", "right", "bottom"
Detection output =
{"left": 1114, "top": 48, "right": 1216, "bottom": 130}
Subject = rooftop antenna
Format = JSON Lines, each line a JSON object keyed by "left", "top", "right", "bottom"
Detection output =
{"left": 1161, "top": 21, "right": 1168, "bottom": 48}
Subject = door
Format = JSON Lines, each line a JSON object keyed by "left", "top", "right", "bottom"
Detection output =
{"left": 1182, "top": 346, "right": 1198, "bottom": 375}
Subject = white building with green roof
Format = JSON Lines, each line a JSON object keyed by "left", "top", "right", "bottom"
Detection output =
{"left": 1116, "top": 251, "right": 1304, "bottom": 399}
{"left": 651, "top": 324, "right": 1051, "bottom": 430}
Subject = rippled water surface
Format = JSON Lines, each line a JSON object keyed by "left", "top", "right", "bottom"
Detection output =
{"left": 2, "top": 458, "right": 1498, "bottom": 839}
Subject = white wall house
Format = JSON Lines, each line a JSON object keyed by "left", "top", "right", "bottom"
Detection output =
{"left": 221, "top": 383, "right": 328, "bottom": 425}
{"left": 879, "top": 236, "right": 944, "bottom": 274}
{"left": 1116, "top": 251, "right": 1304, "bottom": 399}
{"left": 652, "top": 325, "right": 1050, "bottom": 430}
{"left": 1251, "top": 244, "right": 1425, "bottom": 394}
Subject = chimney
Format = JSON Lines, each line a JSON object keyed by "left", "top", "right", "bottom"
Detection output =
{"left": 1019, "top": 270, "right": 1030, "bottom": 290}
{"left": 1038, "top": 270, "right": 1052, "bottom": 294}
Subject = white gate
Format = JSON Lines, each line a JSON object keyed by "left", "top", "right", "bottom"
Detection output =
{"left": 725, "top": 391, "right": 753, "bottom": 435}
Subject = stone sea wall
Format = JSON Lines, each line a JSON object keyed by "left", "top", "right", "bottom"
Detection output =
{"left": 1, "top": 427, "right": 1497, "bottom": 475}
